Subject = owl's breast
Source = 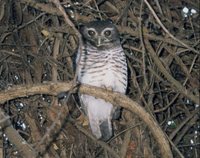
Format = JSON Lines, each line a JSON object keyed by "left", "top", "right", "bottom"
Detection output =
{"left": 77, "top": 48, "right": 127, "bottom": 94}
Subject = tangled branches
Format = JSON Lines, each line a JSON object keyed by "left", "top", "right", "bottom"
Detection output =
{"left": 0, "top": 0, "right": 199, "bottom": 157}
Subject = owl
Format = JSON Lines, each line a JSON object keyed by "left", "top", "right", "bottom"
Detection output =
{"left": 76, "top": 20, "right": 127, "bottom": 141}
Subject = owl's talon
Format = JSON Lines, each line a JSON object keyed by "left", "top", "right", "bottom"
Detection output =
{"left": 76, "top": 114, "right": 89, "bottom": 126}
{"left": 102, "top": 85, "right": 113, "bottom": 91}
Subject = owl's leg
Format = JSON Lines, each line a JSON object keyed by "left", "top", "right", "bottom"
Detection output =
{"left": 76, "top": 114, "right": 89, "bottom": 126}
{"left": 103, "top": 86, "right": 122, "bottom": 120}
{"left": 101, "top": 85, "right": 113, "bottom": 91}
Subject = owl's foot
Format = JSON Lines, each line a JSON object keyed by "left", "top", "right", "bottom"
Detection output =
{"left": 76, "top": 114, "right": 89, "bottom": 126}
{"left": 102, "top": 85, "right": 113, "bottom": 91}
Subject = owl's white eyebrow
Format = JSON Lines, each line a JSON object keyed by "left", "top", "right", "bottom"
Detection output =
{"left": 87, "top": 28, "right": 96, "bottom": 31}
{"left": 86, "top": 28, "right": 98, "bottom": 35}
{"left": 102, "top": 28, "right": 114, "bottom": 32}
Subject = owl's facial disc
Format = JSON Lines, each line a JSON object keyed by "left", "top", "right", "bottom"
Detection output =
{"left": 86, "top": 27, "right": 115, "bottom": 47}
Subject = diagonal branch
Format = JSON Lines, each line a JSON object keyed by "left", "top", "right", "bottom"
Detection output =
{"left": 144, "top": 38, "right": 199, "bottom": 105}
{"left": 0, "top": 109, "right": 37, "bottom": 158}
{"left": 144, "top": 0, "right": 199, "bottom": 54}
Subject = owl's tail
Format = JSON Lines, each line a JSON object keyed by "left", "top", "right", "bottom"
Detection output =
{"left": 99, "top": 119, "right": 113, "bottom": 141}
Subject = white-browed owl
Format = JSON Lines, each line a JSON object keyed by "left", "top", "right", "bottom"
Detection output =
{"left": 76, "top": 20, "right": 127, "bottom": 141}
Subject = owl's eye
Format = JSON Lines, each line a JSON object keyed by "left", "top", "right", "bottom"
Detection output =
{"left": 104, "top": 30, "right": 111, "bottom": 37}
{"left": 88, "top": 30, "right": 96, "bottom": 36}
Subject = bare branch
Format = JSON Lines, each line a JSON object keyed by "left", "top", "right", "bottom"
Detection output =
{"left": 0, "top": 82, "right": 172, "bottom": 157}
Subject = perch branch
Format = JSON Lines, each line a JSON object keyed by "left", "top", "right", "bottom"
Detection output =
{"left": 0, "top": 82, "right": 172, "bottom": 157}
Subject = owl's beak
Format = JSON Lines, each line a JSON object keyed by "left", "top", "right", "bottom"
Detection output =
{"left": 97, "top": 36, "right": 102, "bottom": 47}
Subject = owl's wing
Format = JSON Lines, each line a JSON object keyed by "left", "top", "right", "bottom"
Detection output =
{"left": 112, "top": 106, "right": 122, "bottom": 120}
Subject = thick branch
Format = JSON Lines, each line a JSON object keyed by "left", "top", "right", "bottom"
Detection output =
{"left": 0, "top": 82, "right": 172, "bottom": 157}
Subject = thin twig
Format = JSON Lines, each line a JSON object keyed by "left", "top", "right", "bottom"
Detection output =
{"left": 144, "top": 0, "right": 199, "bottom": 54}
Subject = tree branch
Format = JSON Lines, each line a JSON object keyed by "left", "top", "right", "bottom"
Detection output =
{"left": 0, "top": 82, "right": 172, "bottom": 157}
{"left": 144, "top": 38, "right": 199, "bottom": 105}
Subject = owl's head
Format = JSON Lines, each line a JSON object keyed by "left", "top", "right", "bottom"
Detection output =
{"left": 80, "top": 20, "right": 120, "bottom": 48}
